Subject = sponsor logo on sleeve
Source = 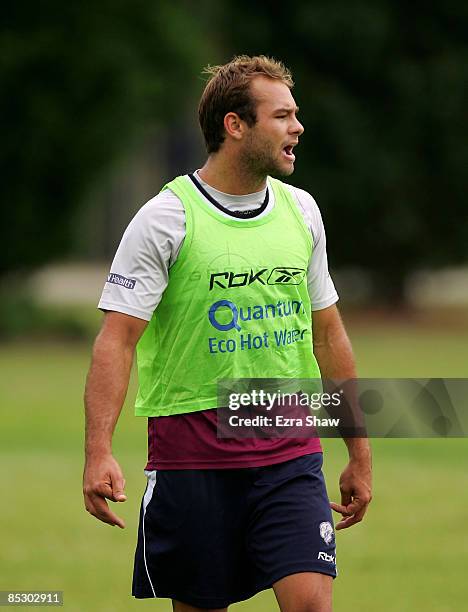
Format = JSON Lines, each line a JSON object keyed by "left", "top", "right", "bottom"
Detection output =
{"left": 107, "top": 273, "right": 137, "bottom": 290}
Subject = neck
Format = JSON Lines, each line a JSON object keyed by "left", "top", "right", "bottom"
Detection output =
{"left": 198, "top": 153, "right": 267, "bottom": 195}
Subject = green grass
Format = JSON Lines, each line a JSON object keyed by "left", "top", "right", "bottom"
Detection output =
{"left": 1, "top": 323, "right": 468, "bottom": 611}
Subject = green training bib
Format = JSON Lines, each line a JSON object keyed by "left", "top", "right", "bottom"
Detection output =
{"left": 135, "top": 175, "right": 321, "bottom": 416}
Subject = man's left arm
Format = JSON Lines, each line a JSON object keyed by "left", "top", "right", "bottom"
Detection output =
{"left": 312, "top": 304, "right": 372, "bottom": 530}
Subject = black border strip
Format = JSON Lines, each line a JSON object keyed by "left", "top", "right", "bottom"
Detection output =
{"left": 188, "top": 173, "right": 269, "bottom": 219}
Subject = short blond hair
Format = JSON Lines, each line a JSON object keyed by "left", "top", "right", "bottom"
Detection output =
{"left": 198, "top": 55, "right": 294, "bottom": 153}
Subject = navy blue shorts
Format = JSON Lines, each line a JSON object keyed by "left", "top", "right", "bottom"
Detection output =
{"left": 132, "top": 453, "right": 337, "bottom": 609}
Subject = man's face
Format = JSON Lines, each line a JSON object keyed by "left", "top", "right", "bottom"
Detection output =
{"left": 240, "top": 76, "right": 304, "bottom": 178}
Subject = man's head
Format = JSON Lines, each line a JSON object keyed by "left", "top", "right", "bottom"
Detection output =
{"left": 198, "top": 55, "right": 304, "bottom": 177}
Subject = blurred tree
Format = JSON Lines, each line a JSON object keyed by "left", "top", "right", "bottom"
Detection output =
{"left": 0, "top": 0, "right": 216, "bottom": 277}
{"left": 218, "top": 0, "right": 468, "bottom": 302}
{"left": 3, "top": 0, "right": 467, "bottom": 303}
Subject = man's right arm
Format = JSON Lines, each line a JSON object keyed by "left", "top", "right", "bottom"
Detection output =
{"left": 83, "top": 311, "right": 147, "bottom": 528}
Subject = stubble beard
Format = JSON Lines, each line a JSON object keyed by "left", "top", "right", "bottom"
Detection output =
{"left": 239, "top": 133, "right": 294, "bottom": 181}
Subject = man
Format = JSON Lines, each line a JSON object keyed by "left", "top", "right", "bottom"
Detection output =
{"left": 83, "top": 55, "right": 372, "bottom": 612}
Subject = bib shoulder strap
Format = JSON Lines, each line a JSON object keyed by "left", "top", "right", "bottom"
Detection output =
{"left": 268, "top": 177, "right": 313, "bottom": 252}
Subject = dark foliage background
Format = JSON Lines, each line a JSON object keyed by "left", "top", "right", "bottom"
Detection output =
{"left": 2, "top": 1, "right": 467, "bottom": 301}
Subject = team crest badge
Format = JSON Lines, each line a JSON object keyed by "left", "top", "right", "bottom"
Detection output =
{"left": 319, "top": 521, "right": 334, "bottom": 545}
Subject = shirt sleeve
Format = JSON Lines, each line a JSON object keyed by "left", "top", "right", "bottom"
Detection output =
{"left": 98, "top": 189, "right": 186, "bottom": 321}
{"left": 287, "top": 185, "right": 339, "bottom": 311}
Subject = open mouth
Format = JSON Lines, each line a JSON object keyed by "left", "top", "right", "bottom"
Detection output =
{"left": 282, "top": 145, "right": 296, "bottom": 161}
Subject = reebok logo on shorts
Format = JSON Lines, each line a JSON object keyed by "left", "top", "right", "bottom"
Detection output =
{"left": 318, "top": 551, "right": 335, "bottom": 564}
{"left": 107, "top": 273, "right": 136, "bottom": 290}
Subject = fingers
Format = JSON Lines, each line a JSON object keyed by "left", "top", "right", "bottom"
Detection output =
{"left": 330, "top": 497, "right": 370, "bottom": 530}
{"left": 84, "top": 491, "right": 126, "bottom": 528}
{"left": 340, "top": 491, "right": 352, "bottom": 508}
{"left": 330, "top": 502, "right": 350, "bottom": 515}
{"left": 111, "top": 475, "right": 127, "bottom": 503}
{"left": 334, "top": 505, "right": 367, "bottom": 530}
{"left": 339, "top": 498, "right": 362, "bottom": 516}
{"left": 94, "top": 479, "right": 126, "bottom": 502}
{"left": 83, "top": 469, "right": 127, "bottom": 528}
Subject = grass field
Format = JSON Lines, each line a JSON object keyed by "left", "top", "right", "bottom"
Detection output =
{"left": 1, "top": 317, "right": 468, "bottom": 611}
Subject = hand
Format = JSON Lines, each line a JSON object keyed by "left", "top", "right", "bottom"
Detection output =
{"left": 83, "top": 454, "right": 127, "bottom": 528}
{"left": 330, "top": 456, "right": 372, "bottom": 530}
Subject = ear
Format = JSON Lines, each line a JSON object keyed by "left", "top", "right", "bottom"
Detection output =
{"left": 223, "top": 112, "right": 245, "bottom": 141}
